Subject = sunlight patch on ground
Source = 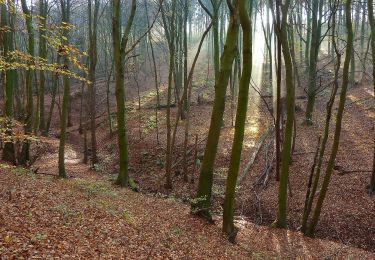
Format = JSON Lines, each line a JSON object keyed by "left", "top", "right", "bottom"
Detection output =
{"left": 65, "top": 149, "right": 80, "bottom": 165}
{"left": 366, "top": 89, "right": 374, "bottom": 97}
{"left": 347, "top": 94, "right": 358, "bottom": 102}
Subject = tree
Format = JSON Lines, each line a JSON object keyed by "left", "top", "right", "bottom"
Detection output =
{"left": 87, "top": 0, "right": 100, "bottom": 165}
{"left": 160, "top": 0, "right": 177, "bottom": 189}
{"left": 192, "top": 0, "right": 240, "bottom": 220}
{"left": 58, "top": 0, "right": 71, "bottom": 178}
{"left": 112, "top": 0, "right": 137, "bottom": 187}
{"left": 198, "top": 0, "right": 222, "bottom": 84}
{"left": 306, "top": 0, "right": 354, "bottom": 236}
{"left": 305, "top": 0, "right": 324, "bottom": 124}
{"left": 20, "top": 0, "right": 35, "bottom": 165}
{"left": 1, "top": 1, "right": 15, "bottom": 164}
{"left": 368, "top": 0, "right": 375, "bottom": 194}
{"left": 222, "top": 0, "right": 252, "bottom": 242}
{"left": 39, "top": 0, "right": 48, "bottom": 134}
{"left": 271, "top": 0, "right": 295, "bottom": 228}
{"left": 301, "top": 0, "right": 341, "bottom": 233}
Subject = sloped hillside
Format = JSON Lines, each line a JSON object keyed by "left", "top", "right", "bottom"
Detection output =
{"left": 0, "top": 162, "right": 374, "bottom": 259}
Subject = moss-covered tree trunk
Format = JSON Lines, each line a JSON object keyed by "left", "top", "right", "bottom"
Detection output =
{"left": 305, "top": 1, "right": 311, "bottom": 68}
{"left": 305, "top": 0, "right": 323, "bottom": 123}
{"left": 192, "top": 0, "right": 240, "bottom": 220}
{"left": 301, "top": 3, "right": 341, "bottom": 233}
{"left": 1, "top": 2, "right": 15, "bottom": 164}
{"left": 39, "top": 0, "right": 47, "bottom": 134}
{"left": 307, "top": 0, "right": 354, "bottom": 236}
{"left": 88, "top": 0, "right": 100, "bottom": 165}
{"left": 367, "top": 0, "right": 375, "bottom": 193}
{"left": 222, "top": 0, "right": 252, "bottom": 242}
{"left": 20, "top": 0, "right": 35, "bottom": 165}
{"left": 58, "top": 0, "right": 71, "bottom": 178}
{"left": 160, "top": 0, "right": 177, "bottom": 189}
{"left": 272, "top": 0, "right": 295, "bottom": 228}
{"left": 112, "top": 0, "right": 137, "bottom": 187}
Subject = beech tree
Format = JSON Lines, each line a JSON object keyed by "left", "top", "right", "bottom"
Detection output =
{"left": 112, "top": 0, "right": 136, "bottom": 187}
{"left": 58, "top": 0, "right": 71, "bottom": 178}
{"left": 20, "top": 0, "right": 35, "bottom": 165}
{"left": 222, "top": 0, "right": 252, "bottom": 242}
{"left": 305, "top": 0, "right": 324, "bottom": 124}
{"left": 368, "top": 0, "right": 375, "bottom": 194}
{"left": 87, "top": 0, "right": 100, "bottom": 165}
{"left": 160, "top": 0, "right": 177, "bottom": 189}
{"left": 1, "top": 1, "right": 15, "bottom": 163}
{"left": 307, "top": 0, "right": 354, "bottom": 236}
{"left": 270, "top": 0, "right": 295, "bottom": 228}
{"left": 192, "top": 0, "right": 240, "bottom": 220}
{"left": 38, "top": 0, "right": 48, "bottom": 134}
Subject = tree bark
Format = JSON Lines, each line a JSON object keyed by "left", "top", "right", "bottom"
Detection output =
{"left": 192, "top": 0, "right": 240, "bottom": 221}
{"left": 222, "top": 0, "right": 252, "bottom": 242}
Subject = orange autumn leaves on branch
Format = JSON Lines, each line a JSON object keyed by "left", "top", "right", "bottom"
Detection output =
{"left": 0, "top": 1, "right": 89, "bottom": 83}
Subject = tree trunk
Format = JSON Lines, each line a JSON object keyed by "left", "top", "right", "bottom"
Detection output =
{"left": 307, "top": 0, "right": 353, "bottom": 236}
{"left": 367, "top": 0, "right": 375, "bottom": 193}
{"left": 222, "top": 0, "right": 252, "bottom": 242}
{"left": 88, "top": 0, "right": 100, "bottom": 165}
{"left": 58, "top": 0, "right": 71, "bottom": 178}
{"left": 305, "top": 0, "right": 324, "bottom": 123}
{"left": 1, "top": 2, "right": 15, "bottom": 164}
{"left": 192, "top": 0, "right": 240, "bottom": 221}
{"left": 39, "top": 0, "right": 48, "bottom": 134}
{"left": 20, "top": 0, "right": 35, "bottom": 165}
{"left": 272, "top": 0, "right": 295, "bottom": 228}
{"left": 112, "top": 0, "right": 137, "bottom": 187}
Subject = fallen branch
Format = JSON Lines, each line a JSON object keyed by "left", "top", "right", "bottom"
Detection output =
{"left": 238, "top": 126, "right": 274, "bottom": 185}
{"left": 172, "top": 135, "right": 207, "bottom": 169}
{"left": 338, "top": 169, "right": 372, "bottom": 175}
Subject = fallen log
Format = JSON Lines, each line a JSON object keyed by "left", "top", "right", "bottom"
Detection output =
{"left": 144, "top": 103, "right": 177, "bottom": 110}
{"left": 237, "top": 126, "right": 274, "bottom": 186}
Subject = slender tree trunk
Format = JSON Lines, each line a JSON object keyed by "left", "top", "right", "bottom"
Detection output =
{"left": 144, "top": 0, "right": 159, "bottom": 144}
{"left": 305, "top": 0, "right": 324, "bottom": 123}
{"left": 272, "top": 0, "right": 295, "bottom": 228}
{"left": 307, "top": 0, "right": 353, "bottom": 235}
{"left": 160, "top": 0, "right": 177, "bottom": 189}
{"left": 192, "top": 0, "right": 240, "bottom": 221}
{"left": 180, "top": 22, "right": 213, "bottom": 182}
{"left": 302, "top": 4, "right": 340, "bottom": 232}
{"left": 45, "top": 56, "right": 60, "bottom": 136}
{"left": 20, "top": 0, "right": 35, "bottom": 165}
{"left": 58, "top": 0, "right": 71, "bottom": 178}
{"left": 39, "top": 0, "right": 48, "bottom": 134}
{"left": 1, "top": 2, "right": 15, "bottom": 163}
{"left": 367, "top": 0, "right": 375, "bottom": 193}
{"left": 88, "top": 0, "right": 100, "bottom": 165}
{"left": 222, "top": 0, "right": 252, "bottom": 242}
{"left": 112, "top": 0, "right": 137, "bottom": 187}
{"left": 275, "top": 0, "right": 282, "bottom": 182}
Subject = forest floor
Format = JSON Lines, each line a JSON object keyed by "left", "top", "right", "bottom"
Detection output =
{"left": 1, "top": 152, "right": 374, "bottom": 258}
{"left": 59, "top": 72, "right": 373, "bottom": 253}
{"left": 1, "top": 78, "right": 373, "bottom": 258}
{"left": 1, "top": 38, "right": 374, "bottom": 257}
